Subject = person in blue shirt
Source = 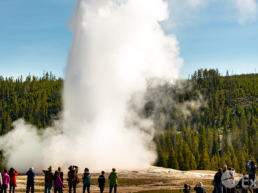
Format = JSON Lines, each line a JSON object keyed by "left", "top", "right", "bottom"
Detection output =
{"left": 26, "top": 168, "right": 36, "bottom": 193}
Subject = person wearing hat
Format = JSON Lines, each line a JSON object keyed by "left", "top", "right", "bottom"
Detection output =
{"left": 108, "top": 168, "right": 118, "bottom": 193}
{"left": 43, "top": 166, "right": 54, "bottom": 193}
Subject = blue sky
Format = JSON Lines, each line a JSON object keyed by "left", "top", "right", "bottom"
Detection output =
{"left": 0, "top": 0, "right": 257, "bottom": 78}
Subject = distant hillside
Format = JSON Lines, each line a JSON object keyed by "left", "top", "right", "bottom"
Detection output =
{"left": 0, "top": 70, "right": 257, "bottom": 171}
{"left": 153, "top": 69, "right": 257, "bottom": 172}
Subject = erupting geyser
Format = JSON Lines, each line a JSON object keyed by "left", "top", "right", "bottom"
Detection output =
{"left": 0, "top": 0, "right": 182, "bottom": 172}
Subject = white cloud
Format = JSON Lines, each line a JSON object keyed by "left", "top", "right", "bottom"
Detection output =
{"left": 187, "top": 0, "right": 205, "bottom": 8}
{"left": 233, "top": 0, "right": 257, "bottom": 24}
{"left": 164, "top": 0, "right": 257, "bottom": 30}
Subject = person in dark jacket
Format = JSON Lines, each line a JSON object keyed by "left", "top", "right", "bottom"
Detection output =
{"left": 194, "top": 182, "right": 206, "bottom": 193}
{"left": 214, "top": 168, "right": 223, "bottom": 193}
{"left": 249, "top": 161, "right": 257, "bottom": 186}
{"left": 57, "top": 167, "right": 63, "bottom": 193}
{"left": 9, "top": 168, "right": 18, "bottom": 193}
{"left": 67, "top": 166, "right": 79, "bottom": 193}
{"left": 183, "top": 184, "right": 191, "bottom": 193}
{"left": 82, "top": 168, "right": 90, "bottom": 193}
{"left": 98, "top": 171, "right": 105, "bottom": 193}
{"left": 26, "top": 168, "right": 36, "bottom": 193}
{"left": 57, "top": 167, "right": 63, "bottom": 183}
{"left": 43, "top": 166, "right": 54, "bottom": 193}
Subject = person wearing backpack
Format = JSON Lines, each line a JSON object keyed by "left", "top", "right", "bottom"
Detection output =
{"left": 82, "top": 168, "right": 91, "bottom": 193}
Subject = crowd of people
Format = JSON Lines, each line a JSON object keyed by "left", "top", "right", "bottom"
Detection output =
{"left": 0, "top": 168, "right": 18, "bottom": 193}
{"left": 183, "top": 160, "right": 257, "bottom": 193}
{"left": 0, "top": 166, "right": 118, "bottom": 193}
{"left": 213, "top": 161, "right": 257, "bottom": 193}
{"left": 0, "top": 161, "right": 256, "bottom": 193}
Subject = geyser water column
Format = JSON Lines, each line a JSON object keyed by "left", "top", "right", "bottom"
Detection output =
{"left": 0, "top": 0, "right": 182, "bottom": 171}
{"left": 62, "top": 0, "right": 182, "bottom": 169}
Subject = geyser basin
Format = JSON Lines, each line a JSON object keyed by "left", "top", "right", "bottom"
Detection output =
{"left": 0, "top": 0, "right": 182, "bottom": 172}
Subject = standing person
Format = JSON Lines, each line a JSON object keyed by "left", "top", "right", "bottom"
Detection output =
{"left": 26, "top": 168, "right": 36, "bottom": 193}
{"left": 0, "top": 172, "right": 3, "bottom": 193}
{"left": 246, "top": 160, "right": 251, "bottom": 173}
{"left": 82, "top": 168, "right": 91, "bottom": 193}
{"left": 194, "top": 182, "right": 206, "bottom": 193}
{"left": 222, "top": 165, "right": 228, "bottom": 193}
{"left": 53, "top": 171, "right": 64, "bottom": 193}
{"left": 57, "top": 168, "right": 63, "bottom": 183}
{"left": 183, "top": 184, "right": 191, "bottom": 193}
{"left": 57, "top": 167, "right": 63, "bottom": 193}
{"left": 108, "top": 168, "right": 118, "bottom": 193}
{"left": 1, "top": 169, "right": 10, "bottom": 193}
{"left": 43, "top": 166, "right": 54, "bottom": 193}
{"left": 98, "top": 171, "right": 105, "bottom": 193}
{"left": 223, "top": 165, "right": 228, "bottom": 173}
{"left": 9, "top": 168, "right": 18, "bottom": 193}
{"left": 67, "top": 165, "right": 79, "bottom": 193}
{"left": 249, "top": 161, "right": 257, "bottom": 187}
{"left": 214, "top": 168, "right": 223, "bottom": 193}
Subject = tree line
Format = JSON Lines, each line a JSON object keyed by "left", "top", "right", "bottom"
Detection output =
{"left": 0, "top": 70, "right": 257, "bottom": 172}
{"left": 154, "top": 69, "right": 257, "bottom": 173}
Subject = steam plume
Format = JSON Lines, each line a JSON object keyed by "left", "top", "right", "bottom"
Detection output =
{"left": 0, "top": 0, "right": 182, "bottom": 172}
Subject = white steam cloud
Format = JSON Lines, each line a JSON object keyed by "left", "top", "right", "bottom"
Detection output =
{"left": 0, "top": 0, "right": 182, "bottom": 172}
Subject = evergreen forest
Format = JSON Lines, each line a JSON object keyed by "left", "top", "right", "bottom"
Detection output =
{"left": 0, "top": 70, "right": 257, "bottom": 172}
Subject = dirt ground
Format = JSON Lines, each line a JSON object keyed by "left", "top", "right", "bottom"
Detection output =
{"left": 14, "top": 166, "right": 215, "bottom": 193}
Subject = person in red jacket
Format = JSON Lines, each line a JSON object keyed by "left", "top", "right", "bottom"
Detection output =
{"left": 9, "top": 168, "right": 18, "bottom": 193}
{"left": 1, "top": 169, "right": 10, "bottom": 193}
